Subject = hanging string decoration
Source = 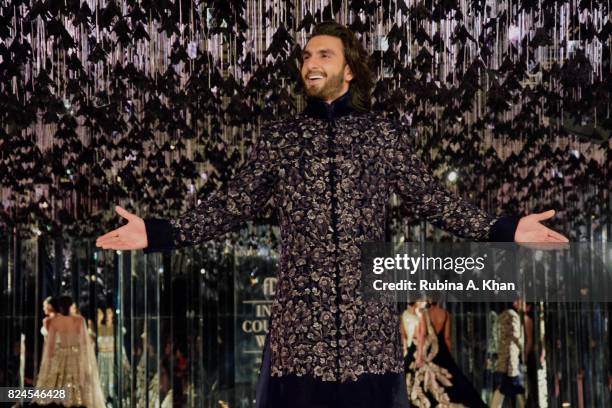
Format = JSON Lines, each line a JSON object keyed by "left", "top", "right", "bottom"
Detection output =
{"left": 0, "top": 0, "right": 609, "bottom": 241}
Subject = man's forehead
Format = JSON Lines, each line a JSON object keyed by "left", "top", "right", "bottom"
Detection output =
{"left": 303, "top": 35, "right": 343, "bottom": 52}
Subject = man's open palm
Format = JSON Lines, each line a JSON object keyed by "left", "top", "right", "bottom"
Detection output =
{"left": 515, "top": 209, "right": 569, "bottom": 243}
{"left": 95, "top": 206, "right": 148, "bottom": 250}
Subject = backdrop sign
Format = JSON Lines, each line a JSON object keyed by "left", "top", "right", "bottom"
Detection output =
{"left": 234, "top": 254, "right": 277, "bottom": 383}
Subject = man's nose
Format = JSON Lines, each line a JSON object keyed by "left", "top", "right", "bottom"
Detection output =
{"left": 303, "top": 58, "right": 320, "bottom": 72}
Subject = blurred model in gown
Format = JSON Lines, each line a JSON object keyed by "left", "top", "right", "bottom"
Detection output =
{"left": 428, "top": 303, "right": 487, "bottom": 407}
{"left": 400, "top": 302, "right": 424, "bottom": 372}
{"left": 147, "top": 358, "right": 173, "bottom": 408}
{"left": 406, "top": 302, "right": 455, "bottom": 407}
{"left": 136, "top": 333, "right": 158, "bottom": 408}
{"left": 523, "top": 303, "right": 537, "bottom": 407}
{"left": 96, "top": 308, "right": 114, "bottom": 403}
{"left": 32, "top": 295, "right": 105, "bottom": 407}
{"left": 97, "top": 307, "right": 131, "bottom": 405}
{"left": 491, "top": 300, "right": 526, "bottom": 408}
{"left": 407, "top": 302, "right": 487, "bottom": 408}
{"left": 482, "top": 309, "right": 499, "bottom": 403}
{"left": 40, "top": 297, "right": 59, "bottom": 338}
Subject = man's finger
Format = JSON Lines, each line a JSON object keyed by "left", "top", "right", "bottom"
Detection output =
{"left": 115, "top": 205, "right": 133, "bottom": 221}
{"left": 541, "top": 239, "right": 570, "bottom": 250}
{"left": 98, "top": 237, "right": 123, "bottom": 248}
{"left": 532, "top": 209, "right": 556, "bottom": 221}
{"left": 518, "top": 241, "right": 567, "bottom": 250}
{"left": 546, "top": 228, "right": 569, "bottom": 243}
{"left": 100, "top": 240, "right": 138, "bottom": 250}
{"left": 97, "top": 235, "right": 125, "bottom": 247}
{"left": 96, "top": 229, "right": 121, "bottom": 244}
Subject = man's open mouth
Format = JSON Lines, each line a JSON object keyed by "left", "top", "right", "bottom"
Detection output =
{"left": 306, "top": 74, "right": 324, "bottom": 84}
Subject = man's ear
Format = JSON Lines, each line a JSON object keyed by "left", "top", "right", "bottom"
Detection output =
{"left": 344, "top": 64, "right": 354, "bottom": 82}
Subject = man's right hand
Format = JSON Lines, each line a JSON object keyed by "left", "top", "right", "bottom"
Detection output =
{"left": 95, "top": 206, "right": 148, "bottom": 250}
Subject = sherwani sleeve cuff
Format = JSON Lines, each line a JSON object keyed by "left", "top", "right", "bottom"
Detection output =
{"left": 143, "top": 218, "right": 175, "bottom": 253}
{"left": 488, "top": 215, "right": 521, "bottom": 242}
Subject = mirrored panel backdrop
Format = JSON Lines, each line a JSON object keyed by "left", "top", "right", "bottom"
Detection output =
{"left": 0, "top": 225, "right": 282, "bottom": 408}
{"left": 0, "top": 225, "right": 610, "bottom": 408}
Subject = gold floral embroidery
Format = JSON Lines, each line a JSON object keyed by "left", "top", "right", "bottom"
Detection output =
{"left": 169, "top": 113, "right": 498, "bottom": 382}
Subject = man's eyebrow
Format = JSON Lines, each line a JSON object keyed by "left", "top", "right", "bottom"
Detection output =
{"left": 302, "top": 48, "right": 336, "bottom": 56}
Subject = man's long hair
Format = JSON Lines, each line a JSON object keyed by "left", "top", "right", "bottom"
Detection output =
{"left": 307, "top": 21, "right": 373, "bottom": 112}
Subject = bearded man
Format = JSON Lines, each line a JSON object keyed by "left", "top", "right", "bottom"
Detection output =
{"left": 97, "top": 21, "right": 567, "bottom": 408}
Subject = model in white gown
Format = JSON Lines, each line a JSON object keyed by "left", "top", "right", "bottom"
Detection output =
{"left": 33, "top": 299, "right": 105, "bottom": 408}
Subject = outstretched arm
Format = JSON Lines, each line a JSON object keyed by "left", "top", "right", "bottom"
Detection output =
{"left": 444, "top": 312, "right": 452, "bottom": 351}
{"left": 399, "top": 314, "right": 408, "bottom": 356}
{"left": 387, "top": 121, "right": 568, "bottom": 243}
{"left": 415, "top": 312, "right": 426, "bottom": 367}
{"left": 96, "top": 124, "right": 280, "bottom": 252}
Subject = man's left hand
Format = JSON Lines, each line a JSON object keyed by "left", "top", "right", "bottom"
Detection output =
{"left": 514, "top": 209, "right": 569, "bottom": 243}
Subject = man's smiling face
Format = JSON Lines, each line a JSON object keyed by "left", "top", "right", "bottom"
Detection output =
{"left": 301, "top": 35, "right": 354, "bottom": 103}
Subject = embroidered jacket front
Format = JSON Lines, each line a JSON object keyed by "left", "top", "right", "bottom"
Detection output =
{"left": 144, "top": 93, "right": 518, "bottom": 383}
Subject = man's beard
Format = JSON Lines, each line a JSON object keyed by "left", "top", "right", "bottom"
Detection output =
{"left": 303, "top": 69, "right": 345, "bottom": 101}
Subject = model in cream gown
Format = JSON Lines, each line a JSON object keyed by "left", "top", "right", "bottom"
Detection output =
{"left": 33, "top": 310, "right": 105, "bottom": 407}
{"left": 96, "top": 309, "right": 115, "bottom": 402}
